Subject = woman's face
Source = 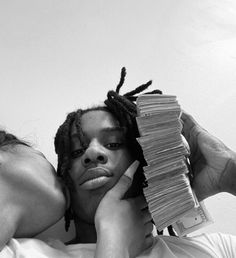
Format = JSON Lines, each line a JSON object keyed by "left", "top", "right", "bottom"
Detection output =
{"left": 69, "top": 110, "right": 138, "bottom": 223}
{"left": 1, "top": 144, "right": 58, "bottom": 188}
{"left": 0, "top": 144, "right": 66, "bottom": 235}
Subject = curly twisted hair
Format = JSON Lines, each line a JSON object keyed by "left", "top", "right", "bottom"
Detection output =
{"left": 54, "top": 68, "right": 175, "bottom": 236}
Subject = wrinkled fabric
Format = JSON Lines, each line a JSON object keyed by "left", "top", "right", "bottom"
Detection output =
{"left": 1, "top": 233, "right": 236, "bottom": 258}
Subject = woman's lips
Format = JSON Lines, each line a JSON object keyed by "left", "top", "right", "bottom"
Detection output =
{"left": 79, "top": 167, "right": 112, "bottom": 190}
{"left": 80, "top": 176, "right": 110, "bottom": 190}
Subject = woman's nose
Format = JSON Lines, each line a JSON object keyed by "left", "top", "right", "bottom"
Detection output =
{"left": 81, "top": 143, "right": 108, "bottom": 166}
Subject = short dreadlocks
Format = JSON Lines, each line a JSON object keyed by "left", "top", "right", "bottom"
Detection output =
{"left": 54, "top": 68, "right": 175, "bottom": 236}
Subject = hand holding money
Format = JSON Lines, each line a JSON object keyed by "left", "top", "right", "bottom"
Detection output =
{"left": 181, "top": 111, "right": 236, "bottom": 200}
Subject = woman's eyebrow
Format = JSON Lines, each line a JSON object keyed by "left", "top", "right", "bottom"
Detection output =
{"left": 101, "top": 127, "right": 126, "bottom": 134}
{"left": 70, "top": 127, "right": 126, "bottom": 138}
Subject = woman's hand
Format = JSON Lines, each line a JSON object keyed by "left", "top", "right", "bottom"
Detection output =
{"left": 181, "top": 111, "right": 236, "bottom": 201}
{"left": 95, "top": 161, "right": 153, "bottom": 258}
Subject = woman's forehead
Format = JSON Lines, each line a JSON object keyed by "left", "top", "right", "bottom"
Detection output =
{"left": 82, "top": 110, "right": 119, "bottom": 127}
{"left": 71, "top": 110, "right": 120, "bottom": 136}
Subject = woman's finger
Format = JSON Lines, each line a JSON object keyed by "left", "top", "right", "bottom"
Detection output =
{"left": 142, "top": 208, "right": 152, "bottom": 224}
{"left": 145, "top": 221, "right": 154, "bottom": 236}
{"left": 144, "top": 234, "right": 154, "bottom": 250}
{"left": 133, "top": 195, "right": 148, "bottom": 210}
{"left": 106, "top": 160, "right": 140, "bottom": 200}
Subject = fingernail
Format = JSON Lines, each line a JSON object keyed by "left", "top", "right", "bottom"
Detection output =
{"left": 124, "top": 160, "right": 140, "bottom": 179}
{"left": 181, "top": 134, "right": 190, "bottom": 155}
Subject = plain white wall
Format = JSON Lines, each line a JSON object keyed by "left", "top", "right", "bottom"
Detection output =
{"left": 1, "top": 0, "right": 236, "bottom": 242}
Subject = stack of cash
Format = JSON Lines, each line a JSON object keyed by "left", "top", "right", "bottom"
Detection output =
{"left": 136, "top": 94, "right": 212, "bottom": 235}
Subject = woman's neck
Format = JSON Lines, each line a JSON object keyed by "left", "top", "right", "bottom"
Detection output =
{"left": 71, "top": 219, "right": 97, "bottom": 244}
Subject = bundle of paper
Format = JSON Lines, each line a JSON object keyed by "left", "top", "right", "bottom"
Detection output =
{"left": 136, "top": 94, "right": 212, "bottom": 235}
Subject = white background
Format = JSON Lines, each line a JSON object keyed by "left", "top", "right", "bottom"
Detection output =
{"left": 0, "top": 0, "right": 236, "bottom": 242}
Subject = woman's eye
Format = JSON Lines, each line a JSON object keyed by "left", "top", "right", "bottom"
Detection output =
{"left": 106, "top": 142, "right": 123, "bottom": 149}
{"left": 71, "top": 149, "right": 84, "bottom": 159}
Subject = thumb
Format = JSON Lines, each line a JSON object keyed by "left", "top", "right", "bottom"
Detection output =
{"left": 108, "top": 160, "right": 140, "bottom": 200}
{"left": 181, "top": 110, "right": 198, "bottom": 137}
